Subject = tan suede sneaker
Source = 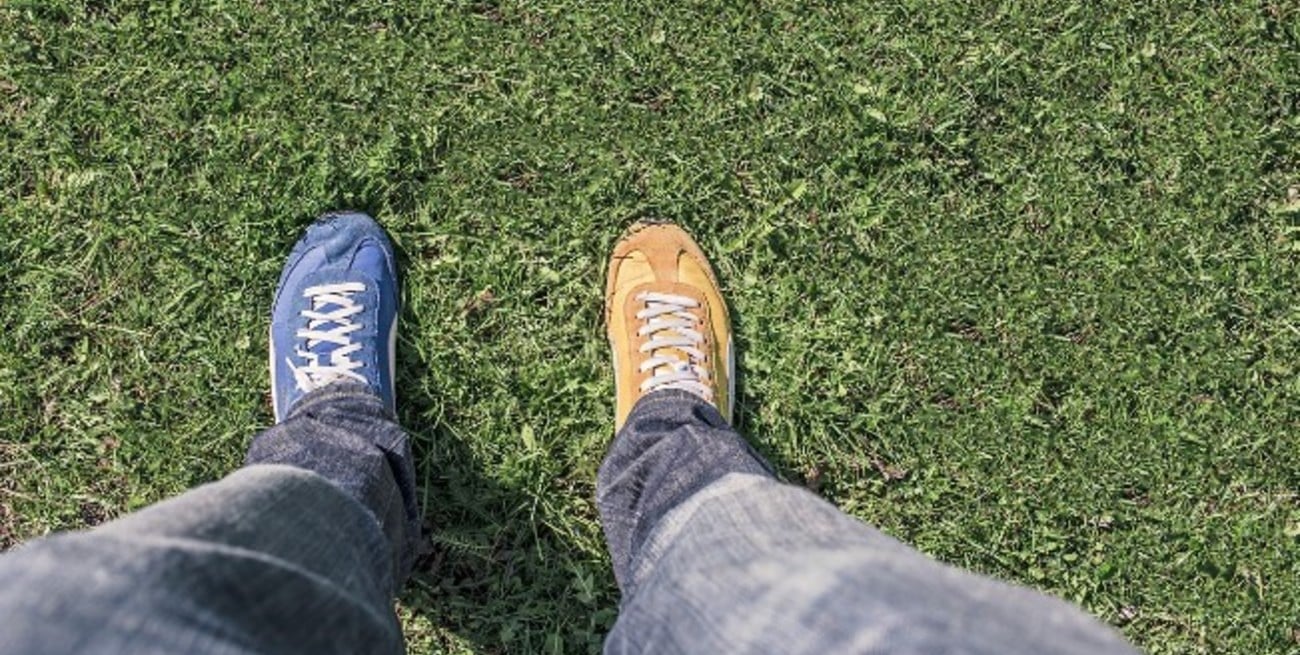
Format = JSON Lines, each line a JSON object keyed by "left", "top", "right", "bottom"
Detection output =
{"left": 605, "top": 221, "right": 734, "bottom": 431}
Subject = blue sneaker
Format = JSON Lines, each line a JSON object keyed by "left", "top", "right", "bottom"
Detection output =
{"left": 270, "top": 212, "right": 399, "bottom": 422}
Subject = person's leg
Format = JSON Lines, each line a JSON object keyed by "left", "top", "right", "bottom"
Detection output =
{"left": 245, "top": 382, "right": 420, "bottom": 587}
{"left": 598, "top": 391, "right": 1138, "bottom": 654}
{"left": 0, "top": 384, "right": 415, "bottom": 655}
{"left": 0, "top": 212, "right": 418, "bottom": 654}
{"left": 599, "top": 221, "right": 1138, "bottom": 654}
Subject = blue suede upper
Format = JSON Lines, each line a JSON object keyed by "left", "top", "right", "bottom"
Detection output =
{"left": 270, "top": 212, "right": 399, "bottom": 421}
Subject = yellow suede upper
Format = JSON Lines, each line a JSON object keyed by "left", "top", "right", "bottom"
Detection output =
{"left": 605, "top": 222, "right": 733, "bottom": 430}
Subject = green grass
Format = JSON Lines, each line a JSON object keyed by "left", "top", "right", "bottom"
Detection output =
{"left": 2, "top": 0, "right": 1298, "bottom": 652}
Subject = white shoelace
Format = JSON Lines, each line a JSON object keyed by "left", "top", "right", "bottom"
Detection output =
{"left": 636, "top": 291, "right": 713, "bottom": 401}
{"left": 288, "top": 282, "right": 367, "bottom": 393}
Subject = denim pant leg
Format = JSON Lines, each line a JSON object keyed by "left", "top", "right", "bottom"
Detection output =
{"left": 244, "top": 382, "right": 421, "bottom": 585}
{"left": 597, "top": 390, "right": 1139, "bottom": 655}
{"left": 0, "top": 384, "right": 418, "bottom": 655}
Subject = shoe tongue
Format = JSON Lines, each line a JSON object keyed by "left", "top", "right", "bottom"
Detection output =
{"left": 646, "top": 316, "right": 703, "bottom": 379}
{"left": 302, "top": 266, "right": 371, "bottom": 364}
{"left": 650, "top": 352, "right": 694, "bottom": 382}
{"left": 309, "top": 241, "right": 384, "bottom": 363}
{"left": 654, "top": 343, "right": 693, "bottom": 370}
{"left": 305, "top": 295, "right": 353, "bottom": 362}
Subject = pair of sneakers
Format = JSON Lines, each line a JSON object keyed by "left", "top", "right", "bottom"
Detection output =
{"left": 271, "top": 213, "right": 733, "bottom": 428}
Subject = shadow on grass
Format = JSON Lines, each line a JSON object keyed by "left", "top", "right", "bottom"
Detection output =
{"left": 386, "top": 222, "right": 801, "bottom": 653}
{"left": 389, "top": 275, "right": 619, "bottom": 654}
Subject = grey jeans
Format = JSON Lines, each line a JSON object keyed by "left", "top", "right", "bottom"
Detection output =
{"left": 597, "top": 391, "right": 1138, "bottom": 654}
{"left": 0, "top": 387, "right": 1138, "bottom": 654}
